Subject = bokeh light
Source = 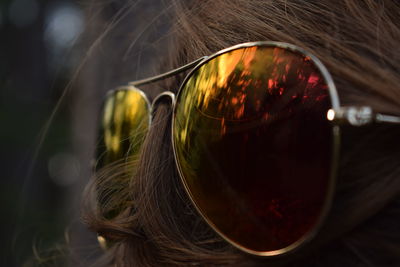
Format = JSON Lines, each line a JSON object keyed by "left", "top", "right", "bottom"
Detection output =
{"left": 48, "top": 152, "right": 81, "bottom": 187}
{"left": 44, "top": 3, "right": 84, "bottom": 49}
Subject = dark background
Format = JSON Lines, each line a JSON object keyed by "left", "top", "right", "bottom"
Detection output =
{"left": 1, "top": 0, "right": 171, "bottom": 265}
{"left": 1, "top": 0, "right": 90, "bottom": 265}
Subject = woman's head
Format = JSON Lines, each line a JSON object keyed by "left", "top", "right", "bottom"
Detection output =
{"left": 83, "top": 0, "right": 400, "bottom": 266}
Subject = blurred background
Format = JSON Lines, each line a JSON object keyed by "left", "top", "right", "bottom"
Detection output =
{"left": 1, "top": 0, "right": 89, "bottom": 265}
{"left": 1, "top": 0, "right": 171, "bottom": 265}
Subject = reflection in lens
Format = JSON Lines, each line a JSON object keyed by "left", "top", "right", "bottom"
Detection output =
{"left": 95, "top": 87, "right": 150, "bottom": 219}
{"left": 96, "top": 87, "right": 151, "bottom": 170}
{"left": 173, "top": 46, "right": 333, "bottom": 253}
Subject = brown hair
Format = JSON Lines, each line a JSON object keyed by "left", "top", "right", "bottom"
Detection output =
{"left": 82, "top": 0, "right": 400, "bottom": 266}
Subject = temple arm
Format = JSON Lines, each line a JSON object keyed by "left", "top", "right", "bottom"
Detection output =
{"left": 129, "top": 56, "right": 208, "bottom": 87}
{"left": 327, "top": 106, "right": 400, "bottom": 126}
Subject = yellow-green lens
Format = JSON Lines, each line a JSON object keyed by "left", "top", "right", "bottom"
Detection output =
{"left": 94, "top": 87, "right": 150, "bottom": 246}
{"left": 96, "top": 87, "right": 151, "bottom": 170}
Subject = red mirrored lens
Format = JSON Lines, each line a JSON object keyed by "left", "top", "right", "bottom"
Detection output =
{"left": 173, "top": 46, "right": 333, "bottom": 253}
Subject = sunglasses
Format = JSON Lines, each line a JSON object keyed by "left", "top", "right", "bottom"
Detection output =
{"left": 95, "top": 41, "right": 400, "bottom": 256}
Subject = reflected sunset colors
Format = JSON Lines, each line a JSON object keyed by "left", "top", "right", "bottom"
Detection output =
{"left": 173, "top": 46, "right": 333, "bottom": 252}
{"left": 96, "top": 88, "right": 150, "bottom": 170}
{"left": 95, "top": 88, "right": 150, "bottom": 220}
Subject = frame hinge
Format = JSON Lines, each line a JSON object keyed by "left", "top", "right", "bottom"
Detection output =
{"left": 327, "top": 106, "right": 400, "bottom": 126}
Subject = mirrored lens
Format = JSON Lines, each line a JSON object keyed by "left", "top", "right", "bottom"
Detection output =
{"left": 173, "top": 46, "right": 333, "bottom": 254}
{"left": 96, "top": 87, "right": 150, "bottom": 170}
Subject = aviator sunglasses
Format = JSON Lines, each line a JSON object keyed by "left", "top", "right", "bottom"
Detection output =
{"left": 95, "top": 41, "right": 400, "bottom": 256}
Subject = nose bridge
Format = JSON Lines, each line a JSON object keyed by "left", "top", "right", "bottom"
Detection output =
{"left": 151, "top": 91, "right": 176, "bottom": 117}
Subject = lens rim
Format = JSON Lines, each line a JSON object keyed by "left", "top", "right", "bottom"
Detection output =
{"left": 171, "top": 41, "right": 341, "bottom": 257}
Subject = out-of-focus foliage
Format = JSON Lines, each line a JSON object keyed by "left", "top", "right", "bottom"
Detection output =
{"left": 1, "top": 0, "right": 86, "bottom": 265}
